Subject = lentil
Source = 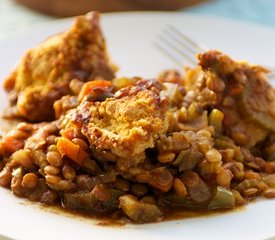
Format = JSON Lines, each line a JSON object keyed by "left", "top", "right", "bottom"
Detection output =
{"left": 62, "top": 165, "right": 76, "bottom": 180}
{"left": 244, "top": 171, "right": 260, "bottom": 180}
{"left": 45, "top": 175, "right": 62, "bottom": 185}
{"left": 205, "top": 149, "right": 222, "bottom": 163}
{"left": 263, "top": 188, "right": 275, "bottom": 198}
{"left": 22, "top": 173, "right": 38, "bottom": 189}
{"left": 265, "top": 162, "right": 275, "bottom": 174}
{"left": 243, "top": 188, "right": 258, "bottom": 197}
{"left": 46, "top": 151, "right": 63, "bottom": 167}
{"left": 216, "top": 169, "right": 233, "bottom": 187}
{"left": 71, "top": 138, "right": 88, "bottom": 150}
{"left": 44, "top": 166, "right": 60, "bottom": 175}
{"left": 0, "top": 168, "right": 12, "bottom": 187}
{"left": 173, "top": 178, "right": 187, "bottom": 196}
{"left": 12, "top": 150, "right": 33, "bottom": 170}
{"left": 157, "top": 152, "right": 176, "bottom": 163}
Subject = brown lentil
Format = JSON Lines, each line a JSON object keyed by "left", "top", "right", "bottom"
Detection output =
{"left": 187, "top": 102, "right": 201, "bottom": 119}
{"left": 263, "top": 188, "right": 275, "bottom": 198}
{"left": 16, "top": 122, "right": 33, "bottom": 132}
{"left": 72, "top": 138, "right": 88, "bottom": 150}
{"left": 216, "top": 169, "right": 233, "bottom": 187}
{"left": 69, "top": 79, "right": 84, "bottom": 95}
{"left": 0, "top": 168, "right": 12, "bottom": 187}
{"left": 244, "top": 171, "right": 260, "bottom": 180}
{"left": 265, "top": 162, "right": 275, "bottom": 174}
{"left": 148, "top": 168, "right": 174, "bottom": 192}
{"left": 9, "top": 129, "right": 29, "bottom": 139}
{"left": 178, "top": 107, "right": 188, "bottom": 121}
{"left": 220, "top": 149, "right": 235, "bottom": 162}
{"left": 172, "top": 132, "right": 190, "bottom": 152}
{"left": 11, "top": 175, "right": 24, "bottom": 195}
{"left": 42, "top": 123, "right": 58, "bottom": 133}
{"left": 234, "top": 147, "right": 244, "bottom": 162}
{"left": 231, "top": 162, "right": 245, "bottom": 180}
{"left": 206, "top": 74, "right": 225, "bottom": 92}
{"left": 48, "top": 145, "right": 57, "bottom": 152}
{"left": 173, "top": 178, "right": 187, "bottom": 196}
{"left": 12, "top": 149, "right": 33, "bottom": 170}
{"left": 57, "top": 180, "right": 75, "bottom": 191}
{"left": 197, "top": 129, "right": 212, "bottom": 139}
{"left": 46, "top": 135, "right": 57, "bottom": 146}
{"left": 197, "top": 139, "right": 211, "bottom": 155}
{"left": 205, "top": 149, "right": 222, "bottom": 163}
{"left": 157, "top": 152, "right": 176, "bottom": 163}
{"left": 46, "top": 151, "right": 63, "bottom": 167}
{"left": 243, "top": 188, "right": 258, "bottom": 197}
{"left": 62, "top": 165, "right": 76, "bottom": 180}
{"left": 44, "top": 166, "right": 60, "bottom": 175}
{"left": 45, "top": 175, "right": 62, "bottom": 185}
{"left": 257, "top": 181, "right": 269, "bottom": 192}
{"left": 231, "top": 132, "right": 248, "bottom": 146}
{"left": 21, "top": 173, "right": 38, "bottom": 189}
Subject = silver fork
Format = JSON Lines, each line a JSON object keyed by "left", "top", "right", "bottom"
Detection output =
{"left": 155, "top": 25, "right": 275, "bottom": 80}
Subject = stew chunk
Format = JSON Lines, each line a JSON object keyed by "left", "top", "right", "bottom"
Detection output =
{"left": 3, "top": 12, "right": 115, "bottom": 122}
{"left": 74, "top": 79, "right": 169, "bottom": 168}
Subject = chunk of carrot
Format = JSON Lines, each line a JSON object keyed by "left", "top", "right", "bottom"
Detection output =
{"left": 61, "top": 128, "right": 78, "bottom": 140}
{"left": 57, "top": 137, "right": 88, "bottom": 166}
{"left": 78, "top": 80, "right": 112, "bottom": 101}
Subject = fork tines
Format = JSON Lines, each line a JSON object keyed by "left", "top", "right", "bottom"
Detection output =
{"left": 155, "top": 25, "right": 206, "bottom": 67}
{"left": 155, "top": 25, "right": 275, "bottom": 84}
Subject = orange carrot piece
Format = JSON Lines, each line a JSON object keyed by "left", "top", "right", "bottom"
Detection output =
{"left": 57, "top": 137, "right": 88, "bottom": 166}
{"left": 78, "top": 80, "right": 112, "bottom": 101}
{"left": 57, "top": 137, "right": 80, "bottom": 163}
{"left": 61, "top": 128, "right": 78, "bottom": 140}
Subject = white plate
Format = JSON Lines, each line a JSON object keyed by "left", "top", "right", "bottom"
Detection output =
{"left": 0, "top": 12, "right": 275, "bottom": 240}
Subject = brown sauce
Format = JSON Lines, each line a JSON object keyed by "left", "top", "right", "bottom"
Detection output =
{"left": 26, "top": 200, "right": 245, "bottom": 227}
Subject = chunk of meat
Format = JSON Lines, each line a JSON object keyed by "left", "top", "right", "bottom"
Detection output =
{"left": 181, "top": 171, "right": 212, "bottom": 204}
{"left": 63, "top": 187, "right": 123, "bottom": 213}
{"left": 3, "top": 12, "right": 115, "bottom": 122}
{"left": 70, "top": 79, "right": 169, "bottom": 168}
{"left": 185, "top": 50, "right": 275, "bottom": 147}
